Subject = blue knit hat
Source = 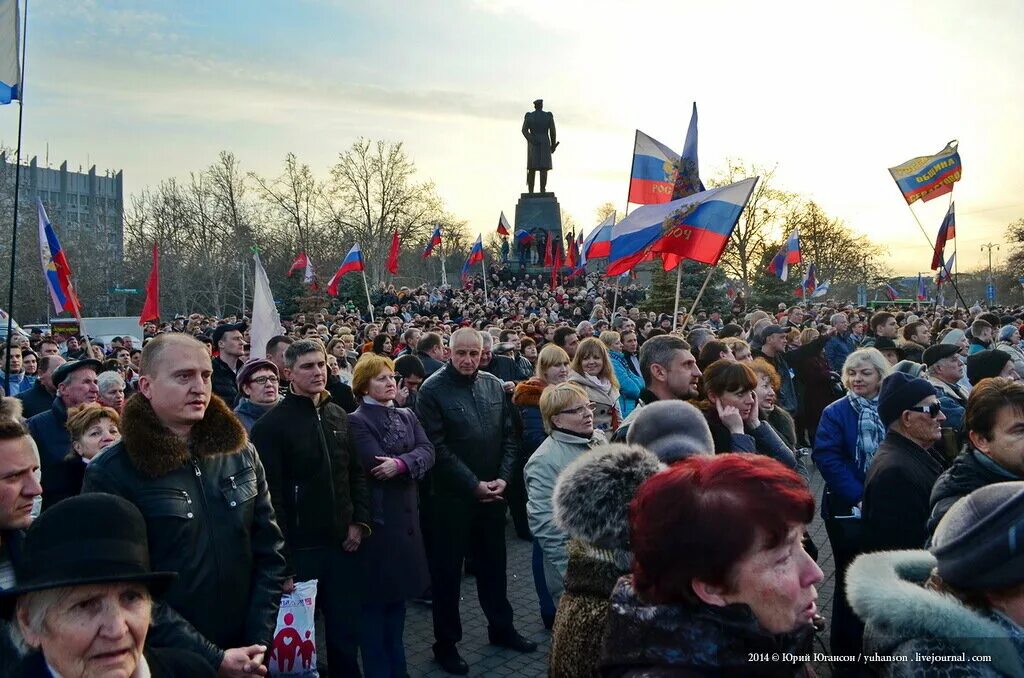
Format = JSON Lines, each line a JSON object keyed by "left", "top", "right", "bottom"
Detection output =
{"left": 931, "top": 482, "right": 1024, "bottom": 590}
{"left": 877, "top": 372, "right": 936, "bottom": 429}
{"left": 999, "top": 325, "right": 1018, "bottom": 343}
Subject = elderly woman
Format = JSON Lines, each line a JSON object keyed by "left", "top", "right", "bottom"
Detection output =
{"left": 811, "top": 347, "right": 890, "bottom": 661}
{"left": 41, "top": 404, "right": 121, "bottom": 510}
{"left": 524, "top": 384, "right": 607, "bottom": 612}
{"left": 232, "top": 359, "right": 280, "bottom": 433}
{"left": 750, "top": 358, "right": 798, "bottom": 451}
{"left": 697, "top": 360, "right": 797, "bottom": 470}
{"left": 7, "top": 493, "right": 214, "bottom": 677}
{"left": 97, "top": 370, "right": 126, "bottom": 413}
{"left": 600, "top": 455, "right": 824, "bottom": 676}
{"left": 568, "top": 338, "right": 620, "bottom": 433}
{"left": 347, "top": 354, "right": 434, "bottom": 678}
{"left": 996, "top": 324, "right": 1024, "bottom": 377}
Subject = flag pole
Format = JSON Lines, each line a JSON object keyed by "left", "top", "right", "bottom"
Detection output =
{"left": 682, "top": 266, "right": 716, "bottom": 330}
{"left": 949, "top": 193, "right": 958, "bottom": 310}
{"left": 611, "top": 276, "right": 620, "bottom": 316}
{"left": 4, "top": 0, "right": 28, "bottom": 395}
{"left": 671, "top": 262, "right": 684, "bottom": 331}
{"left": 903, "top": 203, "right": 968, "bottom": 309}
{"left": 481, "top": 251, "right": 489, "bottom": 301}
{"left": 361, "top": 269, "right": 374, "bottom": 323}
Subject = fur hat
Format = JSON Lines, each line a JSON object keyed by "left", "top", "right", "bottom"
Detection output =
{"left": 932, "top": 481, "right": 1024, "bottom": 590}
{"left": 626, "top": 401, "right": 714, "bottom": 462}
{"left": 553, "top": 443, "right": 662, "bottom": 552}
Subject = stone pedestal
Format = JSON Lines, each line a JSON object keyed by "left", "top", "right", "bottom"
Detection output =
{"left": 513, "top": 192, "right": 563, "bottom": 270}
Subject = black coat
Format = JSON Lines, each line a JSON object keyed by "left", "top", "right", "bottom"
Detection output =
{"left": 15, "top": 382, "right": 54, "bottom": 419}
{"left": 326, "top": 374, "right": 358, "bottom": 413}
{"left": 250, "top": 390, "right": 371, "bottom": 573}
{"left": 415, "top": 363, "right": 517, "bottom": 498}
{"left": 862, "top": 431, "right": 946, "bottom": 553}
{"left": 928, "top": 448, "right": 1021, "bottom": 535}
{"left": 26, "top": 397, "right": 70, "bottom": 468}
{"left": 416, "top": 351, "right": 445, "bottom": 377}
{"left": 40, "top": 454, "right": 86, "bottom": 511}
{"left": 211, "top": 355, "right": 238, "bottom": 406}
{"left": 82, "top": 394, "right": 287, "bottom": 668}
{"left": 11, "top": 647, "right": 215, "bottom": 677}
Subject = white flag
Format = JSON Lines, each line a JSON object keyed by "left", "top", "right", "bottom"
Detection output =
{"left": 249, "top": 252, "right": 283, "bottom": 360}
{"left": 0, "top": 0, "right": 19, "bottom": 104}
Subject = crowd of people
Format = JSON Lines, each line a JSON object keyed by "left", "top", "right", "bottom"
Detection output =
{"left": 1, "top": 268, "right": 1024, "bottom": 677}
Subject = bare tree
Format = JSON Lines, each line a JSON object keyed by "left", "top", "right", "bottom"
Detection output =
{"left": 594, "top": 201, "right": 617, "bottom": 224}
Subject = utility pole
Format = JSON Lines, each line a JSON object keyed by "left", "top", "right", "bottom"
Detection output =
{"left": 981, "top": 242, "right": 1000, "bottom": 305}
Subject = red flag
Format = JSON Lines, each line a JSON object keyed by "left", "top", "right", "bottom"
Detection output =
{"left": 563, "top": 231, "right": 577, "bottom": 269}
{"left": 287, "top": 252, "right": 308, "bottom": 277}
{"left": 544, "top": 234, "right": 554, "bottom": 267}
{"left": 139, "top": 243, "right": 160, "bottom": 325}
{"left": 550, "top": 242, "right": 563, "bottom": 290}
{"left": 386, "top": 231, "right": 400, "bottom": 275}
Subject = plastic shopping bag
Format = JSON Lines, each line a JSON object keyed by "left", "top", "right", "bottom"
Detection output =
{"left": 269, "top": 579, "right": 319, "bottom": 677}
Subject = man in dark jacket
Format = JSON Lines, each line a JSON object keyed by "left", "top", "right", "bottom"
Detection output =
{"left": 250, "top": 339, "right": 371, "bottom": 676}
{"left": 498, "top": 329, "right": 534, "bottom": 382}
{"left": 82, "top": 334, "right": 286, "bottom": 678}
{"left": 928, "top": 377, "right": 1024, "bottom": 534}
{"left": 479, "top": 332, "right": 517, "bottom": 393}
{"left": 27, "top": 359, "right": 101, "bottom": 488}
{"left": 416, "top": 328, "right": 536, "bottom": 674}
{"left": 16, "top": 355, "right": 64, "bottom": 418}
{"left": 862, "top": 372, "right": 947, "bottom": 553}
{"left": 211, "top": 322, "right": 245, "bottom": 405}
{"left": 416, "top": 332, "right": 446, "bottom": 377}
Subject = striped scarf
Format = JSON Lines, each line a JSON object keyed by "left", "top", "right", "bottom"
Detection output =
{"left": 847, "top": 392, "right": 885, "bottom": 472}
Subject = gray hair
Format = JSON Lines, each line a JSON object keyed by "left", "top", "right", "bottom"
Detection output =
{"left": 638, "top": 335, "right": 691, "bottom": 384}
{"left": 830, "top": 312, "right": 848, "bottom": 326}
{"left": 841, "top": 348, "right": 892, "bottom": 391}
{"left": 575, "top": 321, "right": 593, "bottom": 335}
{"left": 478, "top": 330, "right": 493, "bottom": 349}
{"left": 96, "top": 371, "right": 125, "bottom": 394}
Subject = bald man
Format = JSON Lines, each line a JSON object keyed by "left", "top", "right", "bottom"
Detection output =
{"left": 83, "top": 334, "right": 286, "bottom": 678}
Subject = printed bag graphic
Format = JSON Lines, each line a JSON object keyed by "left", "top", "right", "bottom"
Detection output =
{"left": 269, "top": 579, "right": 319, "bottom": 677}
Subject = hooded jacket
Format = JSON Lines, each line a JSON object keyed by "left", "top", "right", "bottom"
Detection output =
{"left": 513, "top": 377, "right": 547, "bottom": 459}
{"left": 927, "top": 448, "right": 1021, "bottom": 535}
{"left": 82, "top": 394, "right": 287, "bottom": 668}
{"left": 847, "top": 550, "right": 1024, "bottom": 677}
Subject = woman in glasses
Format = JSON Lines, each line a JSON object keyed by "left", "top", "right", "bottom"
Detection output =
{"left": 233, "top": 359, "right": 281, "bottom": 433}
{"left": 525, "top": 382, "right": 607, "bottom": 625}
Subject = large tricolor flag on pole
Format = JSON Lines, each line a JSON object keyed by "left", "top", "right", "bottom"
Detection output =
{"left": 461, "top": 235, "right": 484, "bottom": 280}
{"left": 582, "top": 214, "right": 614, "bottom": 262}
{"left": 422, "top": 225, "right": 442, "bottom": 258}
{"left": 768, "top": 229, "right": 801, "bottom": 281}
{"left": 327, "top": 244, "right": 364, "bottom": 296}
{"left": 655, "top": 102, "right": 710, "bottom": 270}
{"left": 37, "top": 199, "right": 81, "bottom": 318}
{"left": 496, "top": 212, "right": 511, "bottom": 237}
{"left": 0, "top": 0, "right": 19, "bottom": 104}
{"left": 888, "top": 140, "right": 962, "bottom": 205}
{"left": 627, "top": 131, "right": 679, "bottom": 205}
{"left": 931, "top": 202, "right": 956, "bottom": 270}
{"left": 607, "top": 178, "right": 758, "bottom": 276}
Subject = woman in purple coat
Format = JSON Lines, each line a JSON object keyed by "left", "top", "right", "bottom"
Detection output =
{"left": 348, "top": 354, "right": 435, "bottom": 678}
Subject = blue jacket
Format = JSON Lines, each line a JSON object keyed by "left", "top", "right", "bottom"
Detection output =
{"left": 609, "top": 351, "right": 643, "bottom": 418}
{"left": 812, "top": 396, "right": 865, "bottom": 515}
{"left": 824, "top": 333, "right": 857, "bottom": 373}
{"left": 27, "top": 397, "right": 70, "bottom": 468}
{"left": 233, "top": 398, "right": 277, "bottom": 434}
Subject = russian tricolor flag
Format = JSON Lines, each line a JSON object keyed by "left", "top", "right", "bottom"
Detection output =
{"left": 768, "top": 229, "right": 801, "bottom": 281}
{"left": 930, "top": 202, "right": 955, "bottom": 270}
{"left": 582, "top": 214, "right": 614, "bottom": 261}
{"left": 884, "top": 283, "right": 900, "bottom": 301}
{"left": 327, "top": 244, "right": 364, "bottom": 296}
{"left": 607, "top": 178, "right": 758, "bottom": 276}
{"left": 515, "top": 229, "right": 534, "bottom": 245}
{"left": 628, "top": 131, "right": 679, "bottom": 205}
{"left": 422, "top": 225, "right": 442, "bottom": 259}
{"left": 461, "top": 235, "right": 484, "bottom": 279}
{"left": 38, "top": 199, "right": 82, "bottom": 318}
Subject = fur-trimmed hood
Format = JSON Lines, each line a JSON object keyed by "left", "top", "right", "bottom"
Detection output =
{"left": 847, "top": 550, "right": 1024, "bottom": 677}
{"left": 120, "top": 392, "right": 248, "bottom": 479}
{"left": 553, "top": 443, "right": 662, "bottom": 554}
{"left": 0, "top": 396, "right": 22, "bottom": 423}
{"left": 512, "top": 377, "right": 546, "bottom": 407}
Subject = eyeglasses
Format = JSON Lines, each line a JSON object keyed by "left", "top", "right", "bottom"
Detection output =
{"left": 250, "top": 376, "right": 279, "bottom": 386}
{"left": 558, "top": 403, "right": 595, "bottom": 416}
{"left": 907, "top": 402, "right": 942, "bottom": 418}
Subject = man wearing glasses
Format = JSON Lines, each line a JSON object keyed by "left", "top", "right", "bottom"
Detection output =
{"left": 861, "top": 372, "right": 947, "bottom": 553}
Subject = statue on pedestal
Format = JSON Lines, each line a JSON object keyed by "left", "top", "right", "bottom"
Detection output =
{"left": 522, "top": 99, "right": 558, "bottom": 194}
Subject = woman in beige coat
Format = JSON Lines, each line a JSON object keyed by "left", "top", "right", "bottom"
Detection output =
{"left": 567, "top": 337, "right": 620, "bottom": 434}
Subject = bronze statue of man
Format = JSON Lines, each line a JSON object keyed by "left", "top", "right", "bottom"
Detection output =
{"left": 522, "top": 99, "right": 558, "bottom": 193}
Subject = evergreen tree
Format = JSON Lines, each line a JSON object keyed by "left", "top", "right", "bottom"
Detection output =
{"left": 642, "top": 260, "right": 728, "bottom": 315}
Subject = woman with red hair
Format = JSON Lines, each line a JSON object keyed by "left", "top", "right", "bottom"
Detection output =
{"left": 600, "top": 454, "right": 823, "bottom": 677}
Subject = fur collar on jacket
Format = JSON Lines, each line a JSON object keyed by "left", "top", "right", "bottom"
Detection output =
{"left": 121, "top": 392, "right": 247, "bottom": 479}
{"left": 512, "top": 377, "right": 546, "bottom": 407}
{"left": 846, "top": 550, "right": 1024, "bottom": 676}
{"left": 927, "top": 375, "right": 967, "bottom": 403}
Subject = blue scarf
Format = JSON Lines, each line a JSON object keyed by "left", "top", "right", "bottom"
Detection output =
{"left": 847, "top": 392, "right": 884, "bottom": 472}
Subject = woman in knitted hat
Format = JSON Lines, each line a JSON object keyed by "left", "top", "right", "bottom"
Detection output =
{"left": 996, "top": 324, "right": 1024, "bottom": 377}
{"left": 847, "top": 482, "right": 1024, "bottom": 677}
{"left": 232, "top": 358, "right": 281, "bottom": 433}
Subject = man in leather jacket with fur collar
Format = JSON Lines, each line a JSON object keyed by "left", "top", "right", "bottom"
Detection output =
{"left": 83, "top": 335, "right": 287, "bottom": 678}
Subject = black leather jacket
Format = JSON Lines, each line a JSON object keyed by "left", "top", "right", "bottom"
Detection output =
{"left": 416, "top": 363, "right": 517, "bottom": 498}
{"left": 82, "top": 394, "right": 286, "bottom": 669}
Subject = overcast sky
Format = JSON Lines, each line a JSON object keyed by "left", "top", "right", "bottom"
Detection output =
{"left": 3, "top": 0, "right": 1021, "bottom": 274}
